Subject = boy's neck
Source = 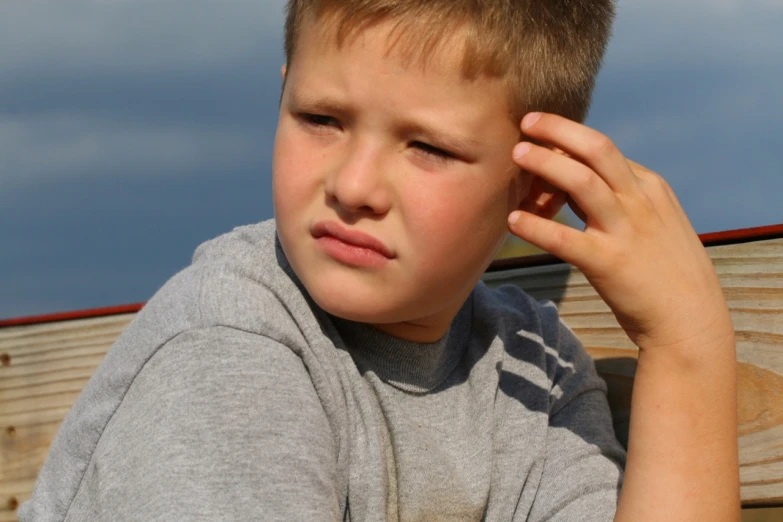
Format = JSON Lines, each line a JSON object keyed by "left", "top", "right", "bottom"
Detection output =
{"left": 371, "top": 321, "right": 450, "bottom": 344}
{"left": 366, "top": 288, "right": 475, "bottom": 344}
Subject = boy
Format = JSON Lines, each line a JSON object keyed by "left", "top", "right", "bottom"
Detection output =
{"left": 21, "top": 0, "right": 740, "bottom": 520}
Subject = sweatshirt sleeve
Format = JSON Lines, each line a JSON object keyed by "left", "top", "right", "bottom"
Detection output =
{"left": 527, "top": 304, "right": 626, "bottom": 522}
{"left": 41, "top": 326, "right": 340, "bottom": 522}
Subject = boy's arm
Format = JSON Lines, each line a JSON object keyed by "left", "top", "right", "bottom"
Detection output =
{"left": 20, "top": 326, "right": 341, "bottom": 521}
{"left": 507, "top": 113, "right": 740, "bottom": 521}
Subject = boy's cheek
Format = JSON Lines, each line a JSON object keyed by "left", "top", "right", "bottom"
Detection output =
{"left": 410, "top": 195, "right": 506, "bottom": 255}
{"left": 273, "top": 137, "right": 316, "bottom": 195}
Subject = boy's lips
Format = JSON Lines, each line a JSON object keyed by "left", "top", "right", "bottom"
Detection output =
{"left": 311, "top": 220, "right": 395, "bottom": 259}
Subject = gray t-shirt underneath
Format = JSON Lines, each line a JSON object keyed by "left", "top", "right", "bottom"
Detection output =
{"left": 20, "top": 219, "right": 624, "bottom": 521}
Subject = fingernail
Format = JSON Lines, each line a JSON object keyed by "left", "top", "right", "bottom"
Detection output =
{"left": 522, "top": 112, "right": 542, "bottom": 130}
{"left": 513, "top": 142, "right": 532, "bottom": 159}
{"left": 508, "top": 211, "right": 521, "bottom": 226}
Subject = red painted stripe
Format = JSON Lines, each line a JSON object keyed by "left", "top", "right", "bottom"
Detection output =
{"left": 0, "top": 303, "right": 145, "bottom": 328}
{"left": 699, "top": 223, "right": 783, "bottom": 247}
{"left": 2, "top": 223, "right": 783, "bottom": 328}
{"left": 488, "top": 223, "right": 783, "bottom": 272}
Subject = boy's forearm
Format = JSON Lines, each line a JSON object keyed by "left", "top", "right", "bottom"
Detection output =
{"left": 614, "top": 331, "right": 741, "bottom": 522}
{"left": 506, "top": 113, "right": 742, "bottom": 520}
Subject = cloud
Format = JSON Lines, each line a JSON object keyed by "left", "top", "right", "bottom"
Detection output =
{"left": 0, "top": 0, "right": 286, "bottom": 198}
{"left": 609, "top": 0, "right": 783, "bottom": 66}
{"left": 0, "top": 1, "right": 287, "bottom": 317}
{"left": 0, "top": 0, "right": 285, "bottom": 73}
{"left": 0, "top": 114, "right": 273, "bottom": 191}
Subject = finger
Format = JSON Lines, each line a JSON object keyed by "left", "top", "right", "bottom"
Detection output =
{"left": 508, "top": 210, "right": 596, "bottom": 266}
{"left": 636, "top": 168, "right": 694, "bottom": 232}
{"left": 514, "top": 141, "right": 621, "bottom": 228}
{"left": 626, "top": 158, "right": 653, "bottom": 178}
{"left": 629, "top": 160, "right": 677, "bottom": 205}
{"left": 521, "top": 113, "right": 639, "bottom": 195}
{"left": 623, "top": 158, "right": 696, "bottom": 238}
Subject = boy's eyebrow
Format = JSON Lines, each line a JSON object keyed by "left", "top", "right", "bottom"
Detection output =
{"left": 403, "top": 121, "right": 483, "bottom": 156}
{"left": 288, "top": 91, "right": 348, "bottom": 117}
{"left": 288, "top": 91, "right": 484, "bottom": 154}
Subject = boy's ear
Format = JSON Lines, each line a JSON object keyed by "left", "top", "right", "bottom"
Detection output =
{"left": 517, "top": 147, "right": 570, "bottom": 220}
{"left": 518, "top": 147, "right": 587, "bottom": 222}
{"left": 281, "top": 65, "right": 287, "bottom": 79}
{"left": 519, "top": 175, "right": 567, "bottom": 221}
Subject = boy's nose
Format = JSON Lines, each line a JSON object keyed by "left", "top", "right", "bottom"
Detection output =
{"left": 325, "top": 143, "right": 391, "bottom": 216}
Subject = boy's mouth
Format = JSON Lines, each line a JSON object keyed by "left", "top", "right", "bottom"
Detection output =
{"left": 311, "top": 220, "right": 395, "bottom": 260}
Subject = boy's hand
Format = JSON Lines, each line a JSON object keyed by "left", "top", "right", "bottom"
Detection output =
{"left": 508, "top": 112, "right": 733, "bottom": 352}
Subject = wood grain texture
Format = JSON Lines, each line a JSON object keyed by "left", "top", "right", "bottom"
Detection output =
{"left": 0, "top": 314, "right": 135, "bottom": 520}
{"left": 1, "top": 238, "right": 782, "bottom": 519}
{"left": 483, "top": 237, "right": 783, "bottom": 506}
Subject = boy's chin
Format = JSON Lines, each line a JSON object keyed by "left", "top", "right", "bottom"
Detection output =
{"left": 303, "top": 278, "right": 436, "bottom": 327}
{"left": 310, "top": 290, "right": 407, "bottom": 325}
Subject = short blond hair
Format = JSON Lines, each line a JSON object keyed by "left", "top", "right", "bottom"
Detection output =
{"left": 284, "top": 0, "right": 615, "bottom": 123}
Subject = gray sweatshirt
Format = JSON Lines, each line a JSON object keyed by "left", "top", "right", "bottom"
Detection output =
{"left": 20, "top": 219, "right": 624, "bottom": 522}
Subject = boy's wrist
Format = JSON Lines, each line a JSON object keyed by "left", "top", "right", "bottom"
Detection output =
{"left": 634, "top": 329, "right": 737, "bottom": 388}
{"left": 632, "top": 305, "right": 734, "bottom": 359}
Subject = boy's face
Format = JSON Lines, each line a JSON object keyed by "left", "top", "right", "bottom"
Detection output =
{"left": 273, "top": 20, "right": 531, "bottom": 342}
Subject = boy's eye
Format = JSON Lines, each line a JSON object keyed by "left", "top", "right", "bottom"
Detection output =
{"left": 300, "top": 113, "right": 340, "bottom": 128}
{"left": 412, "top": 141, "right": 457, "bottom": 162}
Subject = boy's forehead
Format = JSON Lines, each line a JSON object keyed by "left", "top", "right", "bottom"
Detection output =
{"left": 287, "top": 14, "right": 518, "bottom": 130}
{"left": 295, "top": 13, "right": 473, "bottom": 77}
{"left": 285, "top": 39, "right": 519, "bottom": 157}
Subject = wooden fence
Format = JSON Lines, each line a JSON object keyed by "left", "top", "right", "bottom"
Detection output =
{"left": 2, "top": 224, "right": 783, "bottom": 520}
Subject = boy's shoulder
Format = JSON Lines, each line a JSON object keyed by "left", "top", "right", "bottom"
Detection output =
{"left": 18, "top": 221, "right": 334, "bottom": 522}
{"left": 471, "top": 282, "right": 599, "bottom": 392}
{"left": 472, "top": 281, "right": 568, "bottom": 343}
{"left": 98, "top": 217, "right": 315, "bottom": 413}
{"left": 97, "top": 217, "right": 316, "bottom": 405}
{"left": 137, "top": 218, "right": 307, "bottom": 342}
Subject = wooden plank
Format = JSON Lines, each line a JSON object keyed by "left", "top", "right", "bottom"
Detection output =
{"left": 483, "top": 237, "right": 783, "bottom": 506}
{"left": 0, "top": 314, "right": 135, "bottom": 519}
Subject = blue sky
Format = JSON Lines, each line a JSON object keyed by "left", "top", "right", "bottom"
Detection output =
{"left": 1, "top": 0, "right": 782, "bottom": 319}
